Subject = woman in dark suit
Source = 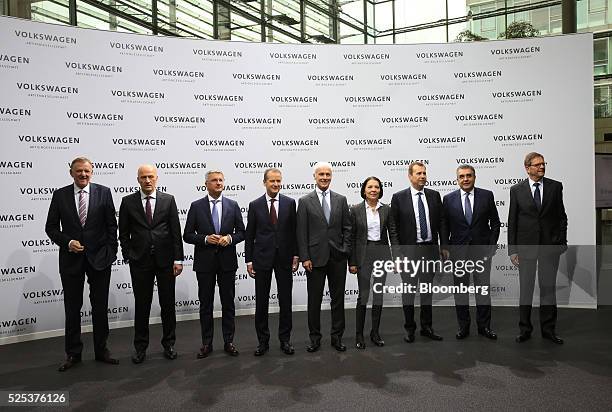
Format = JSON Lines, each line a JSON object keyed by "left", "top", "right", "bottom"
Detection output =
{"left": 349, "top": 176, "right": 393, "bottom": 349}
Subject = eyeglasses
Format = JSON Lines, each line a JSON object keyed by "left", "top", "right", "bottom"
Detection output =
{"left": 529, "top": 162, "right": 547, "bottom": 168}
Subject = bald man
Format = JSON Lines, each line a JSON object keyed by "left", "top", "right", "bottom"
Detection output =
{"left": 119, "top": 165, "right": 184, "bottom": 364}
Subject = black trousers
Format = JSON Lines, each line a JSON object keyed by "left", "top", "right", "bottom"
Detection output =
{"left": 129, "top": 257, "right": 176, "bottom": 352}
{"left": 196, "top": 257, "right": 236, "bottom": 346}
{"left": 356, "top": 242, "right": 389, "bottom": 335}
{"left": 307, "top": 250, "right": 347, "bottom": 343}
{"left": 254, "top": 251, "right": 293, "bottom": 345}
{"left": 400, "top": 244, "right": 438, "bottom": 333}
{"left": 518, "top": 251, "right": 561, "bottom": 335}
{"left": 60, "top": 258, "right": 111, "bottom": 357}
{"left": 451, "top": 245, "right": 492, "bottom": 331}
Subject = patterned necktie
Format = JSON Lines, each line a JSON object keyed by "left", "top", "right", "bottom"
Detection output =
{"left": 533, "top": 182, "right": 542, "bottom": 210}
{"left": 78, "top": 189, "right": 87, "bottom": 227}
{"left": 464, "top": 192, "right": 472, "bottom": 225}
{"left": 270, "top": 198, "right": 278, "bottom": 225}
{"left": 145, "top": 196, "right": 153, "bottom": 225}
{"left": 211, "top": 199, "right": 220, "bottom": 234}
{"left": 417, "top": 192, "right": 428, "bottom": 241}
{"left": 322, "top": 191, "right": 330, "bottom": 224}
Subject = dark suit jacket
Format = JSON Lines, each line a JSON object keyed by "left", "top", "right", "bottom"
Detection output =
{"left": 118, "top": 190, "right": 184, "bottom": 267}
{"left": 245, "top": 194, "right": 297, "bottom": 271}
{"left": 349, "top": 202, "right": 392, "bottom": 268}
{"left": 45, "top": 183, "right": 118, "bottom": 273}
{"left": 442, "top": 187, "right": 501, "bottom": 257}
{"left": 507, "top": 177, "right": 568, "bottom": 258}
{"left": 296, "top": 190, "right": 351, "bottom": 267}
{"left": 183, "top": 195, "right": 246, "bottom": 272}
{"left": 389, "top": 187, "right": 446, "bottom": 256}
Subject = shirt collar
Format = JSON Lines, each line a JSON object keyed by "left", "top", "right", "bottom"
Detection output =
{"left": 73, "top": 183, "right": 90, "bottom": 194}
{"left": 409, "top": 186, "right": 424, "bottom": 196}
{"left": 208, "top": 194, "right": 223, "bottom": 202}
{"left": 364, "top": 200, "right": 381, "bottom": 210}
{"left": 141, "top": 190, "right": 156, "bottom": 200}
{"left": 460, "top": 188, "right": 474, "bottom": 196}
{"left": 528, "top": 177, "right": 543, "bottom": 188}
{"left": 265, "top": 193, "right": 278, "bottom": 203}
{"left": 316, "top": 187, "right": 329, "bottom": 197}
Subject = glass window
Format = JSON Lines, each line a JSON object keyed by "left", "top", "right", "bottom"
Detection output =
{"left": 31, "top": 0, "right": 70, "bottom": 25}
{"left": 589, "top": 0, "right": 607, "bottom": 26}
{"left": 594, "top": 38, "right": 609, "bottom": 76}
{"left": 595, "top": 84, "right": 612, "bottom": 118}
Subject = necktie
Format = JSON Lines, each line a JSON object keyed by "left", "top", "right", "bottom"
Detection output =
{"left": 533, "top": 183, "right": 542, "bottom": 210}
{"left": 417, "top": 192, "right": 428, "bottom": 241}
{"left": 145, "top": 196, "right": 153, "bottom": 225}
{"left": 78, "top": 189, "right": 87, "bottom": 227}
{"left": 270, "top": 198, "right": 278, "bottom": 225}
{"left": 211, "top": 199, "right": 220, "bottom": 234}
{"left": 321, "top": 191, "right": 330, "bottom": 224}
{"left": 464, "top": 192, "right": 472, "bottom": 225}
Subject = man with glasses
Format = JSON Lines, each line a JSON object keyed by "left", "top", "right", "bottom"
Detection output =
{"left": 508, "top": 152, "right": 568, "bottom": 344}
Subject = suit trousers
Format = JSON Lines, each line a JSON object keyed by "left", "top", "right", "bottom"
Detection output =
{"left": 452, "top": 245, "right": 492, "bottom": 331}
{"left": 400, "top": 244, "right": 438, "bottom": 333}
{"left": 196, "top": 256, "right": 236, "bottom": 346}
{"left": 355, "top": 242, "right": 389, "bottom": 334}
{"left": 129, "top": 257, "right": 176, "bottom": 352}
{"left": 254, "top": 251, "right": 293, "bottom": 345}
{"left": 60, "top": 257, "right": 111, "bottom": 357}
{"left": 518, "top": 251, "right": 560, "bottom": 335}
{"left": 307, "top": 249, "right": 347, "bottom": 343}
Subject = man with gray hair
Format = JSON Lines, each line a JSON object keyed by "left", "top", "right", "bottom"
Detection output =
{"left": 46, "top": 156, "right": 119, "bottom": 371}
{"left": 297, "top": 162, "right": 352, "bottom": 352}
{"left": 184, "top": 170, "right": 245, "bottom": 358}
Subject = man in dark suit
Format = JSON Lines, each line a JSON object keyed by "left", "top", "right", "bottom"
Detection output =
{"left": 441, "top": 164, "right": 500, "bottom": 340}
{"left": 389, "top": 161, "right": 446, "bottom": 342}
{"left": 45, "top": 156, "right": 119, "bottom": 371}
{"left": 245, "top": 168, "right": 299, "bottom": 356}
{"left": 184, "top": 170, "right": 246, "bottom": 358}
{"left": 508, "top": 152, "right": 568, "bottom": 344}
{"left": 118, "top": 164, "right": 184, "bottom": 364}
{"left": 297, "top": 162, "right": 351, "bottom": 352}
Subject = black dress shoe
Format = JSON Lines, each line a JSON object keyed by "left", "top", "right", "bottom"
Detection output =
{"left": 456, "top": 329, "right": 470, "bottom": 340}
{"left": 224, "top": 342, "right": 239, "bottom": 356}
{"left": 163, "top": 346, "right": 178, "bottom": 360}
{"left": 197, "top": 344, "right": 213, "bottom": 359}
{"left": 355, "top": 334, "right": 366, "bottom": 350}
{"left": 420, "top": 328, "right": 443, "bottom": 341}
{"left": 542, "top": 333, "right": 564, "bottom": 345}
{"left": 331, "top": 339, "right": 347, "bottom": 352}
{"left": 404, "top": 333, "right": 415, "bottom": 343}
{"left": 280, "top": 342, "right": 295, "bottom": 355}
{"left": 58, "top": 355, "right": 81, "bottom": 372}
{"left": 370, "top": 332, "right": 385, "bottom": 347}
{"left": 95, "top": 350, "right": 119, "bottom": 365}
{"left": 306, "top": 341, "right": 321, "bottom": 353}
{"left": 515, "top": 333, "right": 531, "bottom": 343}
{"left": 132, "top": 351, "right": 146, "bottom": 364}
{"left": 254, "top": 345, "right": 269, "bottom": 356}
{"left": 478, "top": 328, "right": 498, "bottom": 340}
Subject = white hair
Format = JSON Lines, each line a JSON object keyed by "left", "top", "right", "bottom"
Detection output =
{"left": 312, "top": 161, "right": 333, "bottom": 174}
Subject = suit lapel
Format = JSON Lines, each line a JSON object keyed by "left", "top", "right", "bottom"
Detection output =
{"left": 329, "top": 191, "right": 340, "bottom": 226}
{"left": 84, "top": 184, "right": 96, "bottom": 228}
{"left": 151, "top": 191, "right": 162, "bottom": 226}
{"left": 539, "top": 177, "right": 551, "bottom": 215}
{"left": 521, "top": 179, "right": 539, "bottom": 213}
{"left": 310, "top": 191, "right": 326, "bottom": 222}
{"left": 67, "top": 185, "right": 81, "bottom": 226}
{"left": 260, "top": 195, "right": 271, "bottom": 225}
{"left": 204, "top": 195, "right": 215, "bottom": 229}
{"left": 221, "top": 197, "right": 230, "bottom": 232}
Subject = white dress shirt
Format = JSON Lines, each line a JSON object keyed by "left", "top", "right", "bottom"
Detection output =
{"left": 460, "top": 189, "right": 474, "bottom": 216}
{"left": 410, "top": 186, "right": 432, "bottom": 243}
{"left": 365, "top": 200, "right": 382, "bottom": 241}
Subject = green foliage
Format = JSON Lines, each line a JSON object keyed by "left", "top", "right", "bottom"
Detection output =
{"left": 454, "top": 29, "right": 488, "bottom": 42}
{"left": 498, "top": 21, "right": 540, "bottom": 39}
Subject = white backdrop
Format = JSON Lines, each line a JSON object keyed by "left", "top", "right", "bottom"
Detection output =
{"left": 0, "top": 16, "right": 596, "bottom": 343}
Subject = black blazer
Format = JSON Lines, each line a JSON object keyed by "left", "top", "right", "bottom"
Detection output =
{"left": 245, "top": 194, "right": 297, "bottom": 271}
{"left": 441, "top": 187, "right": 501, "bottom": 257}
{"left": 45, "top": 183, "right": 118, "bottom": 273}
{"left": 183, "top": 195, "right": 246, "bottom": 272}
{"left": 349, "top": 202, "right": 392, "bottom": 268}
{"left": 507, "top": 177, "right": 568, "bottom": 258}
{"left": 296, "top": 190, "right": 352, "bottom": 267}
{"left": 118, "top": 190, "right": 184, "bottom": 267}
{"left": 389, "top": 187, "right": 446, "bottom": 253}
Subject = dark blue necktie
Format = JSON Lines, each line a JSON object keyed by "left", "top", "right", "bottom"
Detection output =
{"left": 417, "top": 192, "right": 428, "bottom": 241}
{"left": 464, "top": 192, "right": 472, "bottom": 225}
{"left": 211, "top": 199, "right": 220, "bottom": 234}
{"left": 533, "top": 183, "right": 541, "bottom": 210}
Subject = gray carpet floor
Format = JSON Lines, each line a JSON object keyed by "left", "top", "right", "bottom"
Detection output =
{"left": 1, "top": 306, "right": 611, "bottom": 411}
